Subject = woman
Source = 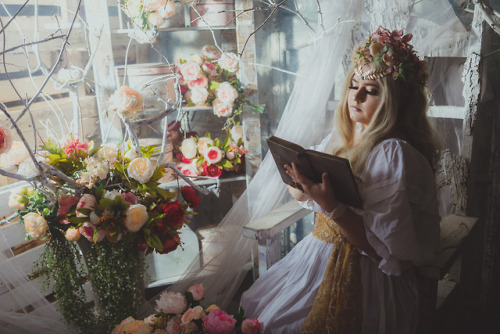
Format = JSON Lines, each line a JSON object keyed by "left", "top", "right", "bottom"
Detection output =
{"left": 241, "top": 27, "right": 441, "bottom": 334}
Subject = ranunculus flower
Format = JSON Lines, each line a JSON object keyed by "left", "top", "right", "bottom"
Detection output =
{"left": 65, "top": 227, "right": 81, "bottom": 242}
{"left": 76, "top": 194, "right": 96, "bottom": 218}
{"left": 79, "top": 222, "right": 106, "bottom": 242}
{"left": 58, "top": 195, "right": 79, "bottom": 217}
{"left": 180, "top": 138, "right": 198, "bottom": 159}
{"left": 179, "top": 62, "right": 202, "bottom": 81}
{"left": 86, "top": 157, "right": 109, "bottom": 180}
{"left": 202, "top": 162, "right": 222, "bottom": 177}
{"left": 23, "top": 212, "right": 48, "bottom": 239}
{"left": 241, "top": 318, "right": 262, "bottom": 334}
{"left": 158, "top": 0, "right": 176, "bottom": 19}
{"left": 203, "top": 309, "right": 236, "bottom": 334}
{"left": 110, "top": 86, "right": 144, "bottom": 119}
{"left": 230, "top": 125, "right": 244, "bottom": 142}
{"left": 218, "top": 52, "right": 239, "bottom": 73}
{"left": 212, "top": 99, "right": 233, "bottom": 117}
{"left": 202, "top": 45, "right": 221, "bottom": 60}
{"left": 147, "top": 11, "right": 165, "bottom": 27}
{"left": 188, "top": 86, "right": 209, "bottom": 105}
{"left": 0, "top": 125, "right": 13, "bottom": 154}
{"left": 181, "top": 186, "right": 200, "bottom": 208}
{"left": 64, "top": 137, "right": 89, "bottom": 157}
{"left": 203, "top": 146, "right": 223, "bottom": 164}
{"left": 187, "top": 283, "right": 204, "bottom": 301}
{"left": 124, "top": 204, "right": 149, "bottom": 232}
{"left": 156, "top": 291, "right": 187, "bottom": 314}
{"left": 216, "top": 82, "right": 238, "bottom": 105}
{"left": 128, "top": 157, "right": 155, "bottom": 184}
{"left": 187, "top": 75, "right": 208, "bottom": 89}
{"left": 197, "top": 137, "right": 213, "bottom": 155}
{"left": 97, "top": 143, "right": 119, "bottom": 163}
{"left": 8, "top": 191, "right": 26, "bottom": 210}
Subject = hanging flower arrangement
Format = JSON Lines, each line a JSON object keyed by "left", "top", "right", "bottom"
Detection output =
{"left": 177, "top": 45, "right": 264, "bottom": 128}
{"left": 175, "top": 125, "right": 246, "bottom": 178}
{"left": 8, "top": 136, "right": 200, "bottom": 333}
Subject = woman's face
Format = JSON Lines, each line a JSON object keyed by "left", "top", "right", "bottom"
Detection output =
{"left": 347, "top": 72, "right": 383, "bottom": 129}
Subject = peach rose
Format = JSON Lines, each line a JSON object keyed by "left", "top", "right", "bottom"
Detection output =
{"left": 65, "top": 227, "right": 81, "bottom": 242}
{"left": 187, "top": 283, "right": 204, "bottom": 301}
{"left": 203, "top": 146, "right": 223, "bottom": 164}
{"left": 179, "top": 62, "right": 202, "bottom": 81}
{"left": 158, "top": 0, "right": 176, "bottom": 19}
{"left": 156, "top": 291, "right": 187, "bottom": 314}
{"left": 216, "top": 82, "right": 238, "bottom": 105}
{"left": 212, "top": 99, "right": 233, "bottom": 117}
{"left": 110, "top": 86, "right": 144, "bottom": 119}
{"left": 128, "top": 157, "right": 155, "bottom": 184}
{"left": 189, "top": 86, "right": 209, "bottom": 105}
{"left": 124, "top": 204, "right": 149, "bottom": 232}
{"left": 23, "top": 212, "right": 48, "bottom": 239}
{"left": 197, "top": 137, "right": 213, "bottom": 155}
{"left": 202, "top": 45, "right": 221, "bottom": 60}
{"left": 218, "top": 52, "right": 239, "bottom": 73}
{"left": 180, "top": 138, "right": 198, "bottom": 159}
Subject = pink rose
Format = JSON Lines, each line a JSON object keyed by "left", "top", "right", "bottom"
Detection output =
{"left": 212, "top": 99, "right": 233, "bottom": 117}
{"left": 179, "top": 62, "right": 202, "bottom": 81}
{"left": 178, "top": 162, "right": 201, "bottom": 177}
{"left": 64, "top": 137, "right": 89, "bottom": 156}
{"left": 241, "top": 318, "right": 262, "bottom": 334}
{"left": 202, "top": 61, "right": 218, "bottom": 77}
{"left": 76, "top": 194, "right": 96, "bottom": 218}
{"left": 187, "top": 75, "right": 208, "bottom": 89}
{"left": 58, "top": 195, "right": 79, "bottom": 217}
{"left": 156, "top": 291, "right": 187, "bottom": 314}
{"left": 188, "top": 86, "right": 209, "bottom": 106}
{"left": 218, "top": 52, "right": 239, "bottom": 73}
{"left": 187, "top": 283, "right": 204, "bottom": 301}
{"left": 216, "top": 82, "right": 238, "bottom": 105}
{"left": 203, "top": 309, "right": 236, "bottom": 334}
{"left": 202, "top": 45, "right": 222, "bottom": 60}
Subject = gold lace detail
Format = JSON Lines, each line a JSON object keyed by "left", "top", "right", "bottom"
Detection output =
{"left": 301, "top": 213, "right": 363, "bottom": 334}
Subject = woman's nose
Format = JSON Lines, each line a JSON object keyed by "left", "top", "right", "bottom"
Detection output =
{"left": 353, "top": 88, "right": 366, "bottom": 102}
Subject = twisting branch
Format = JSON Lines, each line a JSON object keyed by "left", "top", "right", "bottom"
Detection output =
{"left": 0, "top": 0, "right": 29, "bottom": 34}
{"left": 0, "top": 34, "right": 67, "bottom": 56}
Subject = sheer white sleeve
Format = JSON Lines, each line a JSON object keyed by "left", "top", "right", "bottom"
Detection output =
{"left": 359, "top": 140, "right": 440, "bottom": 275}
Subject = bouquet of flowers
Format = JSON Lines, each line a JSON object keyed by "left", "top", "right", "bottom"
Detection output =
{"left": 112, "top": 283, "right": 262, "bottom": 334}
{"left": 177, "top": 45, "right": 264, "bottom": 126}
{"left": 175, "top": 125, "right": 246, "bottom": 178}
{"left": 122, "top": 0, "right": 179, "bottom": 31}
{"left": 8, "top": 136, "right": 200, "bottom": 333}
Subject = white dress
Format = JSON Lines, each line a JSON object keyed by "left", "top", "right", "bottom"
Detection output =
{"left": 240, "top": 137, "right": 440, "bottom": 334}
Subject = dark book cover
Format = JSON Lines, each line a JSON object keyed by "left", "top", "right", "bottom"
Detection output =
{"left": 267, "top": 136, "right": 362, "bottom": 208}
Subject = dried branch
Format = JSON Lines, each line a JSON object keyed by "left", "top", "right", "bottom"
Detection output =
{"left": 0, "top": 0, "right": 29, "bottom": 34}
{"left": 0, "top": 34, "right": 67, "bottom": 56}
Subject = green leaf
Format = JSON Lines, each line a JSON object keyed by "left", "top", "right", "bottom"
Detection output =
{"left": 251, "top": 104, "right": 265, "bottom": 114}
{"left": 43, "top": 140, "right": 62, "bottom": 155}
{"left": 76, "top": 208, "right": 92, "bottom": 216}
{"left": 213, "top": 138, "right": 220, "bottom": 147}
{"left": 146, "top": 233, "right": 163, "bottom": 251}
{"left": 209, "top": 81, "right": 221, "bottom": 91}
{"left": 67, "top": 216, "right": 89, "bottom": 225}
{"left": 222, "top": 160, "right": 233, "bottom": 169}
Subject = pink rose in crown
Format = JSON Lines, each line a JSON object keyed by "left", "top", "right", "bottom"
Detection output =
{"left": 202, "top": 162, "right": 222, "bottom": 177}
{"left": 187, "top": 283, "right": 204, "bottom": 301}
{"left": 203, "top": 309, "right": 236, "bottom": 334}
{"left": 241, "top": 318, "right": 262, "bottom": 334}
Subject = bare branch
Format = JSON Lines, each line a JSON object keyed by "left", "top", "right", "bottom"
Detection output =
{"left": 0, "top": 0, "right": 29, "bottom": 34}
{"left": 0, "top": 34, "right": 67, "bottom": 56}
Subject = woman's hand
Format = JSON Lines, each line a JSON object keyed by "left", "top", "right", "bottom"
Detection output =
{"left": 284, "top": 163, "right": 339, "bottom": 212}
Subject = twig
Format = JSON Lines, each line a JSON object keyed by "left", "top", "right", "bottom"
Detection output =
{"left": 0, "top": 34, "right": 67, "bottom": 56}
{"left": 0, "top": 0, "right": 29, "bottom": 34}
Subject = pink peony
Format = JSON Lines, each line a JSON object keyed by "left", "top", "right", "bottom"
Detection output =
{"left": 187, "top": 283, "right": 204, "bottom": 301}
{"left": 203, "top": 309, "right": 236, "bottom": 334}
{"left": 64, "top": 137, "right": 89, "bottom": 156}
{"left": 156, "top": 291, "right": 187, "bottom": 314}
{"left": 58, "top": 195, "right": 79, "bottom": 217}
{"left": 241, "top": 318, "right": 262, "bottom": 334}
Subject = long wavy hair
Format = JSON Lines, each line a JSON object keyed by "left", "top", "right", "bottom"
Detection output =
{"left": 330, "top": 65, "right": 440, "bottom": 176}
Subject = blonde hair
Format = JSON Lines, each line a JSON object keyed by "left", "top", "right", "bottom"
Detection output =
{"left": 330, "top": 65, "right": 440, "bottom": 176}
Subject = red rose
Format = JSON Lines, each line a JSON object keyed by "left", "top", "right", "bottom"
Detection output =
{"left": 159, "top": 234, "right": 180, "bottom": 254}
{"left": 162, "top": 200, "right": 185, "bottom": 229}
{"left": 181, "top": 186, "right": 200, "bottom": 208}
{"left": 202, "top": 162, "right": 222, "bottom": 177}
{"left": 58, "top": 195, "right": 79, "bottom": 217}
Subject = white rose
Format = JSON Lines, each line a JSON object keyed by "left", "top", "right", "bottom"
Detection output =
{"left": 124, "top": 204, "right": 149, "bottom": 232}
{"left": 189, "top": 87, "right": 209, "bottom": 106}
{"left": 124, "top": 149, "right": 139, "bottom": 160}
{"left": 65, "top": 227, "right": 81, "bottom": 242}
{"left": 158, "top": 0, "right": 176, "bottom": 18}
{"left": 203, "top": 146, "right": 223, "bottom": 164}
{"left": 177, "top": 162, "right": 200, "bottom": 177}
{"left": 147, "top": 11, "right": 165, "bottom": 27}
{"left": 216, "top": 82, "right": 238, "bottom": 105}
{"left": 180, "top": 138, "right": 198, "bottom": 159}
{"left": 128, "top": 157, "right": 155, "bottom": 184}
{"left": 212, "top": 98, "right": 233, "bottom": 117}
{"left": 179, "top": 62, "right": 202, "bottom": 81}
{"left": 86, "top": 157, "right": 109, "bottom": 180}
{"left": 8, "top": 191, "right": 26, "bottom": 210}
{"left": 144, "top": 0, "right": 167, "bottom": 11}
{"left": 97, "top": 143, "right": 119, "bottom": 163}
{"left": 230, "top": 125, "right": 244, "bottom": 142}
{"left": 197, "top": 137, "right": 214, "bottom": 155}
{"left": 202, "top": 45, "right": 221, "bottom": 60}
{"left": 218, "top": 52, "right": 239, "bottom": 73}
{"left": 23, "top": 212, "right": 48, "bottom": 240}
{"left": 110, "top": 87, "right": 144, "bottom": 119}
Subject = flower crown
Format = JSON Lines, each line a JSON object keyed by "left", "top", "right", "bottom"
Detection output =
{"left": 351, "top": 27, "right": 428, "bottom": 85}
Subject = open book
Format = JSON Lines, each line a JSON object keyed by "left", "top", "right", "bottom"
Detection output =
{"left": 267, "top": 136, "right": 362, "bottom": 208}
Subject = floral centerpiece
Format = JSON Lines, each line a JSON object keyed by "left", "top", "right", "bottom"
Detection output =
{"left": 112, "top": 283, "right": 262, "bottom": 334}
{"left": 8, "top": 136, "right": 200, "bottom": 333}
{"left": 175, "top": 125, "right": 246, "bottom": 178}
{"left": 177, "top": 45, "right": 264, "bottom": 129}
